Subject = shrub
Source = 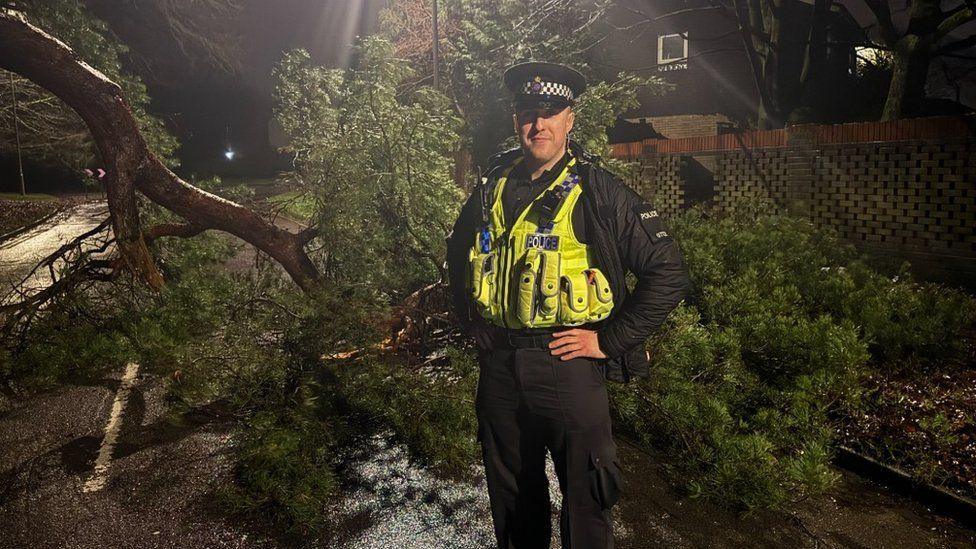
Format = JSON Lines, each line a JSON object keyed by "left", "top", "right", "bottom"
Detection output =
{"left": 814, "top": 261, "right": 974, "bottom": 360}
{"left": 611, "top": 205, "right": 973, "bottom": 510}
{"left": 220, "top": 380, "right": 338, "bottom": 538}
{"left": 611, "top": 305, "right": 860, "bottom": 510}
{"left": 322, "top": 346, "right": 480, "bottom": 478}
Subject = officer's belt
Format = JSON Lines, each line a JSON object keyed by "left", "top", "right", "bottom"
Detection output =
{"left": 492, "top": 327, "right": 555, "bottom": 349}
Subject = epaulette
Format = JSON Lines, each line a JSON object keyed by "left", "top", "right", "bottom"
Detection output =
{"left": 482, "top": 146, "right": 522, "bottom": 179}
{"left": 568, "top": 139, "right": 601, "bottom": 165}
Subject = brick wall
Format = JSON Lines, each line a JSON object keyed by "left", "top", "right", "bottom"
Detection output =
{"left": 633, "top": 154, "right": 684, "bottom": 216}
{"left": 611, "top": 116, "right": 976, "bottom": 286}
{"left": 623, "top": 114, "right": 732, "bottom": 140}
{"left": 715, "top": 149, "right": 791, "bottom": 211}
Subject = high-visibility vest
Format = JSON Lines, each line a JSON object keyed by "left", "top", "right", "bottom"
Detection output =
{"left": 468, "top": 155, "right": 613, "bottom": 328}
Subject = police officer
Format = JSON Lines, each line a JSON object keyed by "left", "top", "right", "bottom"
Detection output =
{"left": 446, "top": 61, "right": 689, "bottom": 548}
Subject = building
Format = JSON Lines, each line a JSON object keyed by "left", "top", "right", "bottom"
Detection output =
{"left": 592, "top": 0, "right": 863, "bottom": 141}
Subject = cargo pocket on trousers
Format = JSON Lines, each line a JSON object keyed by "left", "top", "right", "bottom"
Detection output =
{"left": 589, "top": 444, "right": 623, "bottom": 510}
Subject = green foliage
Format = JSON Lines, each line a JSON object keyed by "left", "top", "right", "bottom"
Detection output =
{"left": 672, "top": 204, "right": 972, "bottom": 362}
{"left": 380, "top": 0, "right": 667, "bottom": 166}
{"left": 0, "top": 227, "right": 356, "bottom": 536}
{"left": 0, "top": 229, "right": 235, "bottom": 390}
{"left": 268, "top": 189, "right": 316, "bottom": 220}
{"left": 813, "top": 261, "right": 973, "bottom": 360}
{"left": 612, "top": 205, "right": 973, "bottom": 511}
{"left": 322, "top": 346, "right": 481, "bottom": 477}
{"left": 0, "top": 290, "right": 132, "bottom": 387}
{"left": 274, "top": 39, "right": 463, "bottom": 298}
{"left": 7, "top": 0, "right": 970, "bottom": 529}
{"left": 611, "top": 304, "right": 858, "bottom": 510}
{"left": 220, "top": 384, "right": 337, "bottom": 538}
{"left": 1, "top": 0, "right": 178, "bottom": 170}
{"left": 160, "top": 268, "right": 389, "bottom": 537}
{"left": 571, "top": 75, "right": 664, "bottom": 178}
{"left": 380, "top": 0, "right": 664, "bottom": 165}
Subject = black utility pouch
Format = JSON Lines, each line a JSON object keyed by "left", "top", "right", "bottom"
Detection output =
{"left": 605, "top": 344, "right": 650, "bottom": 383}
{"left": 589, "top": 447, "right": 623, "bottom": 510}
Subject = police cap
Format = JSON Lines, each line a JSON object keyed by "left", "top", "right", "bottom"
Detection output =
{"left": 503, "top": 61, "right": 586, "bottom": 110}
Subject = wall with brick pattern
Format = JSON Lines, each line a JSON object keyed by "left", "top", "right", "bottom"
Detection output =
{"left": 611, "top": 117, "right": 976, "bottom": 285}
{"left": 624, "top": 114, "right": 732, "bottom": 140}
{"left": 632, "top": 155, "right": 684, "bottom": 217}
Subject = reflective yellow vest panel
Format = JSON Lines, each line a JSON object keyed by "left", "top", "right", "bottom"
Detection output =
{"left": 468, "top": 156, "right": 613, "bottom": 328}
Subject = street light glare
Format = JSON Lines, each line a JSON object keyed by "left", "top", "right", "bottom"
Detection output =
{"left": 224, "top": 148, "right": 236, "bottom": 161}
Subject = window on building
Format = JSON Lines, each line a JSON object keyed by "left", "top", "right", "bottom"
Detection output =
{"left": 658, "top": 33, "right": 689, "bottom": 65}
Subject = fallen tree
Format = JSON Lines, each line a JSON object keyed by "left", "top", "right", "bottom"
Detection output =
{"left": 0, "top": 9, "right": 322, "bottom": 293}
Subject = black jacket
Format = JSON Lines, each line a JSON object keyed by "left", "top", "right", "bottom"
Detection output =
{"left": 446, "top": 142, "right": 689, "bottom": 382}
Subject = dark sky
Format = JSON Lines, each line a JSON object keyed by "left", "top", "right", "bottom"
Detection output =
{"left": 79, "top": 0, "right": 976, "bottom": 177}
{"left": 85, "top": 0, "right": 387, "bottom": 176}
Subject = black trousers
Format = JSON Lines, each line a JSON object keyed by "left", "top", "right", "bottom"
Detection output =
{"left": 476, "top": 343, "right": 622, "bottom": 549}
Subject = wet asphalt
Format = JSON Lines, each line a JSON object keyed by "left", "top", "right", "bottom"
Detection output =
{"left": 2, "top": 366, "right": 975, "bottom": 548}
{"left": 0, "top": 201, "right": 110, "bottom": 301}
{"left": 0, "top": 371, "right": 271, "bottom": 548}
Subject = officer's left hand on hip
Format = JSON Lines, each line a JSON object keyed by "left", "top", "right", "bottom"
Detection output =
{"left": 549, "top": 328, "right": 607, "bottom": 361}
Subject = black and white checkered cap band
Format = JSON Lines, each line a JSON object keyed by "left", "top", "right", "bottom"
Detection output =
{"left": 520, "top": 80, "right": 573, "bottom": 101}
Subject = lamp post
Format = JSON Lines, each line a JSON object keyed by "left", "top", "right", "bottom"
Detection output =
{"left": 8, "top": 71, "right": 25, "bottom": 196}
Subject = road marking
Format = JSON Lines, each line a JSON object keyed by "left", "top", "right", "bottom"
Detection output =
{"left": 83, "top": 362, "right": 140, "bottom": 493}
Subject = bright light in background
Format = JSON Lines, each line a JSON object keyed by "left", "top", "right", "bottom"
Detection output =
{"left": 313, "top": 0, "right": 366, "bottom": 69}
{"left": 224, "top": 147, "right": 236, "bottom": 161}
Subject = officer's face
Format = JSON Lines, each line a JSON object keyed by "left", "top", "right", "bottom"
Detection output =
{"left": 513, "top": 105, "right": 575, "bottom": 164}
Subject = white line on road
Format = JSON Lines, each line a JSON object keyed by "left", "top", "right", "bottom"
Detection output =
{"left": 83, "top": 361, "right": 140, "bottom": 493}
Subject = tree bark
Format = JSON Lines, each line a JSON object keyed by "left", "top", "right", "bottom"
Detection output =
{"left": 875, "top": 0, "right": 974, "bottom": 121}
{"left": 882, "top": 35, "right": 928, "bottom": 121}
{"left": 731, "top": 0, "right": 785, "bottom": 129}
{"left": 0, "top": 10, "right": 323, "bottom": 292}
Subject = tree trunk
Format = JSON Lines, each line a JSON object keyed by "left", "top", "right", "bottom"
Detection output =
{"left": 0, "top": 10, "right": 323, "bottom": 292}
{"left": 879, "top": 0, "right": 944, "bottom": 121}
{"left": 881, "top": 35, "right": 930, "bottom": 121}
{"left": 734, "top": 0, "right": 783, "bottom": 129}
{"left": 758, "top": 0, "right": 783, "bottom": 129}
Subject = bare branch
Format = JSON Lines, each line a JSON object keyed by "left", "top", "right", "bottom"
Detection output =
{"left": 935, "top": 4, "right": 976, "bottom": 43}
{"left": 143, "top": 222, "right": 208, "bottom": 243}
{"left": 860, "top": 0, "right": 899, "bottom": 46}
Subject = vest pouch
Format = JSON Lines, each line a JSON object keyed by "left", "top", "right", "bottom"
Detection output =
{"left": 559, "top": 271, "right": 590, "bottom": 325}
{"left": 584, "top": 269, "right": 613, "bottom": 320}
{"left": 470, "top": 248, "right": 497, "bottom": 316}
{"left": 516, "top": 249, "right": 541, "bottom": 325}
{"left": 537, "top": 251, "right": 560, "bottom": 321}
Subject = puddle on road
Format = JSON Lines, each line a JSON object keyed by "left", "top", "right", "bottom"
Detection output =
{"left": 325, "top": 433, "right": 498, "bottom": 548}
{"left": 325, "top": 433, "right": 605, "bottom": 548}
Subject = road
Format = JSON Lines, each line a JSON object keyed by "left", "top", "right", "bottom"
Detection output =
{"left": 3, "top": 367, "right": 974, "bottom": 548}
{"left": 0, "top": 200, "right": 110, "bottom": 302}
{"left": 1, "top": 197, "right": 974, "bottom": 547}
